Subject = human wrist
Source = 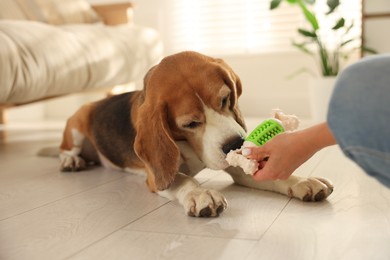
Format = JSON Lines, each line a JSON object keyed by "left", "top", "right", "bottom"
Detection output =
{"left": 304, "top": 122, "right": 336, "bottom": 152}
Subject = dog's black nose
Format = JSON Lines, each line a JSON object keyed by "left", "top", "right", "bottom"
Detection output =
{"left": 222, "top": 136, "right": 244, "bottom": 154}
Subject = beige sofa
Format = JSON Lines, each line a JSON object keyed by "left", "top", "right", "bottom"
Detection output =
{"left": 0, "top": 0, "right": 162, "bottom": 122}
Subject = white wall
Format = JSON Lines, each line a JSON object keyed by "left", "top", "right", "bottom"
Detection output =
{"left": 364, "top": 0, "right": 390, "bottom": 54}
{"left": 222, "top": 52, "right": 317, "bottom": 118}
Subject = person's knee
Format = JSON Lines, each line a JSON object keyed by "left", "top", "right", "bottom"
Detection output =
{"left": 328, "top": 55, "right": 390, "bottom": 123}
{"left": 327, "top": 59, "right": 372, "bottom": 149}
{"left": 327, "top": 68, "right": 356, "bottom": 124}
{"left": 327, "top": 57, "right": 379, "bottom": 121}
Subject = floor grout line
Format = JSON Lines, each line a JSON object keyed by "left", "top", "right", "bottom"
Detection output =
{"left": 64, "top": 200, "right": 172, "bottom": 260}
{"left": 0, "top": 174, "right": 127, "bottom": 222}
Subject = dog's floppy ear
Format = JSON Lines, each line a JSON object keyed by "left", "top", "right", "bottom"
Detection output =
{"left": 134, "top": 98, "right": 180, "bottom": 192}
{"left": 215, "top": 59, "right": 246, "bottom": 131}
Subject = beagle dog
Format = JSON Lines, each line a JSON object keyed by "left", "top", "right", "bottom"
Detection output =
{"left": 59, "top": 51, "right": 333, "bottom": 217}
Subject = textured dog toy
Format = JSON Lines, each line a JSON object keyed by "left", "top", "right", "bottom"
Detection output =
{"left": 226, "top": 109, "right": 300, "bottom": 175}
{"left": 244, "top": 119, "right": 284, "bottom": 147}
{"left": 226, "top": 119, "right": 284, "bottom": 175}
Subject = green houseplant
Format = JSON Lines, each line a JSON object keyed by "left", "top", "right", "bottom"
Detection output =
{"left": 269, "top": 0, "right": 376, "bottom": 77}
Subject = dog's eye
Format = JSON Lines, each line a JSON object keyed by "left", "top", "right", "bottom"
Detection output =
{"left": 183, "top": 121, "right": 201, "bottom": 129}
{"left": 221, "top": 95, "right": 230, "bottom": 109}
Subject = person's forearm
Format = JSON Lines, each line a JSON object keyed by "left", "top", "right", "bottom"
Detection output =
{"left": 301, "top": 122, "right": 337, "bottom": 153}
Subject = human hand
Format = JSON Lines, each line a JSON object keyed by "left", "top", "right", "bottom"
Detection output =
{"left": 242, "top": 132, "right": 311, "bottom": 181}
{"left": 242, "top": 123, "right": 335, "bottom": 181}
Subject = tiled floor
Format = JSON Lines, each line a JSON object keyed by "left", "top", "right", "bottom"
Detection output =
{"left": 1, "top": 119, "right": 389, "bottom": 260}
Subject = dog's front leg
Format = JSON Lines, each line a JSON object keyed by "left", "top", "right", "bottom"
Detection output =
{"left": 59, "top": 104, "right": 97, "bottom": 172}
{"left": 226, "top": 167, "right": 333, "bottom": 201}
{"left": 158, "top": 173, "right": 228, "bottom": 217}
{"left": 60, "top": 128, "right": 87, "bottom": 172}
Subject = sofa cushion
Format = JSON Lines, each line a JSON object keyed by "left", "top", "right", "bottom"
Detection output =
{"left": 0, "top": 20, "right": 162, "bottom": 104}
{"left": 0, "top": 0, "right": 28, "bottom": 20}
{"left": 0, "top": 0, "right": 101, "bottom": 24}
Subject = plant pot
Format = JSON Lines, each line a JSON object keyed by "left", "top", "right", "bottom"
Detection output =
{"left": 308, "top": 76, "right": 337, "bottom": 122}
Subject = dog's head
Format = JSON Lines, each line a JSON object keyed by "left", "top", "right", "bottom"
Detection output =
{"left": 134, "top": 51, "right": 246, "bottom": 191}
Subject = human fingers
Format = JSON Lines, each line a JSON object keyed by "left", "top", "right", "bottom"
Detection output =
{"left": 252, "top": 167, "right": 276, "bottom": 181}
{"left": 242, "top": 147, "right": 269, "bottom": 161}
{"left": 252, "top": 156, "right": 289, "bottom": 181}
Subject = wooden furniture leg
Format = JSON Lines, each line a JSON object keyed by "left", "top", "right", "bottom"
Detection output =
{"left": 0, "top": 106, "right": 7, "bottom": 124}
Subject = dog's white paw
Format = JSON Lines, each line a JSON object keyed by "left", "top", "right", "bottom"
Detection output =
{"left": 60, "top": 153, "right": 86, "bottom": 172}
{"left": 183, "top": 187, "right": 228, "bottom": 217}
{"left": 288, "top": 177, "right": 334, "bottom": 202}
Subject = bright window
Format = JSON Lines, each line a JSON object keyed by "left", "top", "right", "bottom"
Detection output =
{"left": 164, "top": 0, "right": 362, "bottom": 56}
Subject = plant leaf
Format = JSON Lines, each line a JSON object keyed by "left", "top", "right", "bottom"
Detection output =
{"left": 292, "top": 41, "right": 315, "bottom": 55}
{"left": 270, "top": 0, "right": 283, "bottom": 10}
{"left": 303, "top": 0, "right": 316, "bottom": 4}
{"left": 362, "top": 46, "right": 378, "bottom": 54}
{"left": 326, "top": 0, "right": 340, "bottom": 14}
{"left": 332, "top": 18, "right": 345, "bottom": 30}
{"left": 298, "top": 2, "right": 319, "bottom": 30}
{"left": 298, "top": 28, "right": 317, "bottom": 38}
{"left": 345, "top": 22, "right": 354, "bottom": 34}
{"left": 340, "top": 39, "right": 354, "bottom": 47}
{"left": 287, "top": 0, "right": 298, "bottom": 3}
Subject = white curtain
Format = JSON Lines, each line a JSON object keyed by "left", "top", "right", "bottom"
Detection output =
{"left": 164, "top": 0, "right": 362, "bottom": 56}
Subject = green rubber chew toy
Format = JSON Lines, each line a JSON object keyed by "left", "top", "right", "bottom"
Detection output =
{"left": 245, "top": 119, "right": 285, "bottom": 146}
